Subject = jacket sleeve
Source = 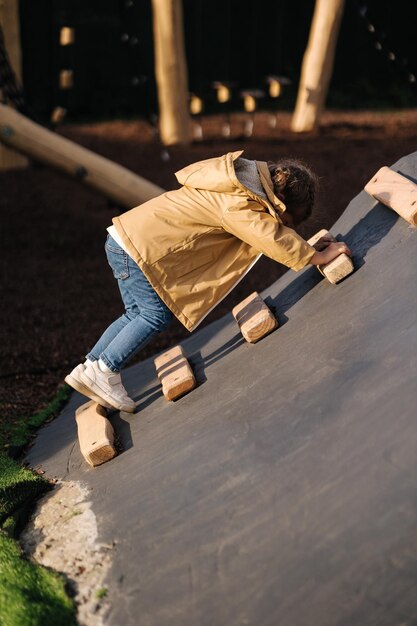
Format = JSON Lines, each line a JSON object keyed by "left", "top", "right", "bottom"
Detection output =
{"left": 221, "top": 202, "right": 316, "bottom": 271}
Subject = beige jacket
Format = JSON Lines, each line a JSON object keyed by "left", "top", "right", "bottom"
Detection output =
{"left": 112, "top": 150, "right": 315, "bottom": 331}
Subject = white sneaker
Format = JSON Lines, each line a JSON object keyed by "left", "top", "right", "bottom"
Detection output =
{"left": 80, "top": 360, "right": 136, "bottom": 413}
{"left": 65, "top": 363, "right": 113, "bottom": 409}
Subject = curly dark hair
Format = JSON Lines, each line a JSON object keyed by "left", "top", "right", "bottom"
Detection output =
{"left": 267, "top": 158, "right": 319, "bottom": 224}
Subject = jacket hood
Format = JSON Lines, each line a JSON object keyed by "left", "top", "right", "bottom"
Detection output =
{"left": 175, "top": 150, "right": 286, "bottom": 215}
{"left": 175, "top": 150, "right": 245, "bottom": 193}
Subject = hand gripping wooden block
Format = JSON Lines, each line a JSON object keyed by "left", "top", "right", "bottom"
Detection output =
{"left": 364, "top": 166, "right": 417, "bottom": 226}
{"left": 307, "top": 228, "right": 336, "bottom": 247}
{"left": 75, "top": 401, "right": 117, "bottom": 467}
{"left": 232, "top": 292, "right": 278, "bottom": 343}
{"left": 307, "top": 229, "right": 354, "bottom": 285}
{"left": 154, "top": 345, "right": 197, "bottom": 401}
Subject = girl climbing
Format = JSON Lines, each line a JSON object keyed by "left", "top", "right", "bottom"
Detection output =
{"left": 65, "top": 150, "right": 351, "bottom": 412}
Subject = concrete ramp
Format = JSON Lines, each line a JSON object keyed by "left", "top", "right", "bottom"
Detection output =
{"left": 26, "top": 152, "right": 417, "bottom": 626}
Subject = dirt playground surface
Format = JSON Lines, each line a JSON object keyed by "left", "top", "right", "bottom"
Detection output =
{"left": 2, "top": 109, "right": 417, "bottom": 435}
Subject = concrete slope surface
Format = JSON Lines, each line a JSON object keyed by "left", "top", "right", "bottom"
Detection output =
{"left": 26, "top": 152, "right": 417, "bottom": 626}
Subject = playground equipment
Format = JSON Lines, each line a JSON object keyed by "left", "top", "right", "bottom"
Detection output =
{"left": 291, "top": 0, "right": 345, "bottom": 132}
{"left": 27, "top": 151, "right": 417, "bottom": 625}
{"left": 0, "top": 2, "right": 165, "bottom": 197}
{"left": 151, "top": 0, "right": 191, "bottom": 145}
{"left": 0, "top": 104, "right": 164, "bottom": 206}
{"left": 2, "top": 0, "right": 415, "bottom": 149}
{"left": 0, "top": 0, "right": 27, "bottom": 169}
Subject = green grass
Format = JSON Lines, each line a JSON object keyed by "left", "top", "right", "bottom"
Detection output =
{"left": 0, "top": 454, "right": 50, "bottom": 526}
{"left": 1, "top": 385, "right": 71, "bottom": 450}
{"left": 0, "top": 384, "right": 78, "bottom": 626}
{"left": 96, "top": 587, "right": 108, "bottom": 600}
{"left": 0, "top": 384, "right": 72, "bottom": 525}
{"left": 0, "top": 531, "right": 77, "bottom": 626}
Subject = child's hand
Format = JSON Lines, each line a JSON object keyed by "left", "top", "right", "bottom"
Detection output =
{"left": 310, "top": 242, "right": 351, "bottom": 266}
{"left": 312, "top": 235, "right": 335, "bottom": 251}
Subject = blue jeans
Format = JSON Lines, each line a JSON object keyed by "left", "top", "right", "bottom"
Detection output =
{"left": 86, "top": 235, "right": 174, "bottom": 371}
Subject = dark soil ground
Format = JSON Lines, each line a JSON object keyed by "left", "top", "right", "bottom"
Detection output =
{"left": 2, "top": 109, "right": 417, "bottom": 437}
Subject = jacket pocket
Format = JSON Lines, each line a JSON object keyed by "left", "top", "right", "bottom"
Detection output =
{"left": 105, "top": 242, "right": 129, "bottom": 280}
{"left": 153, "top": 233, "right": 216, "bottom": 281}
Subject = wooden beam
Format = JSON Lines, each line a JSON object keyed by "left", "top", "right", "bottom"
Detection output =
{"left": 232, "top": 292, "right": 278, "bottom": 343}
{"left": 151, "top": 0, "right": 191, "bottom": 145}
{"left": 364, "top": 166, "right": 417, "bottom": 226}
{"left": 291, "top": 0, "right": 345, "bottom": 133}
{"left": 0, "top": 104, "right": 165, "bottom": 206}
{"left": 0, "top": 0, "right": 27, "bottom": 170}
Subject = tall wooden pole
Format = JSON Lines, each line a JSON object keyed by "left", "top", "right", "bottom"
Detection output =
{"left": 291, "top": 0, "right": 345, "bottom": 133}
{"left": 151, "top": 0, "right": 191, "bottom": 146}
{"left": 0, "top": 0, "right": 27, "bottom": 169}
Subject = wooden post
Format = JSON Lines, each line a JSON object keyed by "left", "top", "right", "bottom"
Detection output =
{"left": 291, "top": 0, "right": 345, "bottom": 133}
{"left": 151, "top": 0, "right": 191, "bottom": 146}
{"left": 0, "top": 0, "right": 27, "bottom": 169}
{"left": 0, "top": 104, "right": 165, "bottom": 206}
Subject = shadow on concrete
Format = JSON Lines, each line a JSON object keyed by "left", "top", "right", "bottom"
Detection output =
{"left": 108, "top": 412, "right": 133, "bottom": 453}
{"left": 133, "top": 383, "right": 163, "bottom": 411}
{"left": 194, "top": 333, "right": 245, "bottom": 371}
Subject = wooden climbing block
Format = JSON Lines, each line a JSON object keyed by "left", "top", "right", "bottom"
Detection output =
{"left": 75, "top": 401, "right": 117, "bottom": 467}
{"left": 307, "top": 228, "right": 336, "bottom": 247}
{"left": 154, "top": 345, "right": 197, "bottom": 401}
{"left": 232, "top": 292, "right": 278, "bottom": 343}
{"left": 308, "top": 229, "right": 354, "bottom": 285}
{"left": 364, "top": 166, "right": 417, "bottom": 226}
{"left": 319, "top": 253, "right": 354, "bottom": 284}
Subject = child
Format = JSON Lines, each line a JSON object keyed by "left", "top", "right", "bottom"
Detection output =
{"left": 65, "top": 150, "right": 351, "bottom": 412}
